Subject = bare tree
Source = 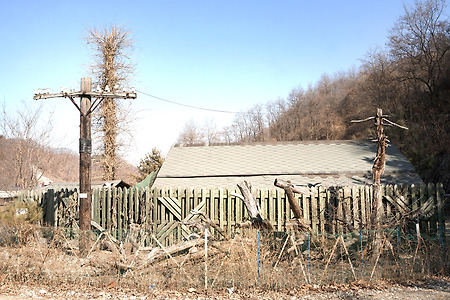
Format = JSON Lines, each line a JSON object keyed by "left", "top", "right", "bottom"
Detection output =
{"left": 267, "top": 73, "right": 355, "bottom": 142}
{"left": 388, "top": 0, "right": 450, "bottom": 105}
{"left": 266, "top": 98, "right": 286, "bottom": 128}
{"left": 176, "top": 119, "right": 205, "bottom": 145}
{"left": 0, "top": 102, "right": 53, "bottom": 190}
{"left": 231, "top": 104, "right": 268, "bottom": 143}
{"left": 203, "top": 118, "right": 221, "bottom": 144}
{"left": 86, "top": 24, "right": 135, "bottom": 180}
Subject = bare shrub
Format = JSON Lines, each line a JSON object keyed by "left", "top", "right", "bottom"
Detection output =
{"left": 0, "top": 200, "right": 42, "bottom": 246}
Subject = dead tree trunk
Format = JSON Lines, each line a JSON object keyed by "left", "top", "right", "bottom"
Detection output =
{"left": 372, "top": 108, "right": 386, "bottom": 258}
{"left": 351, "top": 108, "right": 407, "bottom": 258}
{"left": 274, "top": 179, "right": 311, "bottom": 231}
{"left": 236, "top": 181, "right": 273, "bottom": 230}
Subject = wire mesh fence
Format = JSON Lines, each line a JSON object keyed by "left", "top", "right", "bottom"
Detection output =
{"left": 0, "top": 222, "right": 448, "bottom": 292}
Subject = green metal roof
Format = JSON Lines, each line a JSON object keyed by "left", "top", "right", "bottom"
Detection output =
{"left": 133, "top": 171, "right": 157, "bottom": 189}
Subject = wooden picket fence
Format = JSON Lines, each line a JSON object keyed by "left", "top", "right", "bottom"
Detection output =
{"left": 18, "top": 183, "right": 446, "bottom": 247}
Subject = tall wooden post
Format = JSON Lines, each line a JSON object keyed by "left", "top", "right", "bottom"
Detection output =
{"left": 79, "top": 77, "right": 92, "bottom": 253}
{"left": 372, "top": 108, "right": 386, "bottom": 258}
{"left": 33, "top": 78, "right": 137, "bottom": 255}
{"left": 351, "top": 108, "right": 408, "bottom": 259}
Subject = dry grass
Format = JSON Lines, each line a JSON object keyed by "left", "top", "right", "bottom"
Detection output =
{"left": 0, "top": 224, "right": 448, "bottom": 295}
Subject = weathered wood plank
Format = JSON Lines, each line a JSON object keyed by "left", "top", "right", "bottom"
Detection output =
{"left": 410, "top": 184, "right": 418, "bottom": 235}
{"left": 226, "top": 188, "right": 232, "bottom": 234}
{"left": 277, "top": 189, "right": 282, "bottom": 231}
{"left": 106, "top": 188, "right": 112, "bottom": 231}
{"left": 337, "top": 188, "right": 343, "bottom": 233}
{"left": 344, "top": 186, "right": 352, "bottom": 232}
{"left": 219, "top": 188, "right": 225, "bottom": 229}
{"left": 419, "top": 184, "right": 428, "bottom": 235}
{"left": 270, "top": 189, "right": 276, "bottom": 224}
{"left": 428, "top": 183, "right": 437, "bottom": 235}
{"left": 319, "top": 186, "right": 326, "bottom": 234}
{"left": 311, "top": 187, "right": 319, "bottom": 232}
{"left": 235, "top": 188, "right": 241, "bottom": 226}
{"left": 134, "top": 187, "right": 140, "bottom": 224}
{"left": 303, "top": 193, "right": 310, "bottom": 230}
{"left": 117, "top": 187, "right": 123, "bottom": 241}
{"left": 385, "top": 185, "right": 393, "bottom": 222}
{"left": 351, "top": 186, "right": 359, "bottom": 230}
{"left": 437, "top": 183, "right": 445, "bottom": 238}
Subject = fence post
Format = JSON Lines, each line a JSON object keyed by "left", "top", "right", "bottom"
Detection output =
{"left": 308, "top": 232, "right": 311, "bottom": 284}
{"left": 204, "top": 225, "right": 208, "bottom": 289}
{"left": 117, "top": 187, "right": 123, "bottom": 241}
{"left": 319, "top": 186, "right": 326, "bottom": 234}
{"left": 437, "top": 183, "right": 445, "bottom": 239}
{"left": 257, "top": 230, "right": 260, "bottom": 285}
{"left": 396, "top": 227, "right": 400, "bottom": 264}
{"left": 227, "top": 188, "right": 232, "bottom": 235}
{"left": 439, "top": 226, "right": 446, "bottom": 267}
{"left": 311, "top": 187, "right": 319, "bottom": 232}
{"left": 45, "top": 189, "right": 56, "bottom": 226}
{"left": 419, "top": 184, "right": 427, "bottom": 236}
{"left": 429, "top": 183, "right": 437, "bottom": 234}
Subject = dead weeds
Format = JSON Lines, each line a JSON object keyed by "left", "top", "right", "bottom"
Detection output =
{"left": 0, "top": 225, "right": 448, "bottom": 299}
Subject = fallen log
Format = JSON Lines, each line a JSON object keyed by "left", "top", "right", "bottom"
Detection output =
{"left": 146, "top": 236, "right": 205, "bottom": 263}
{"left": 91, "top": 220, "right": 118, "bottom": 244}
{"left": 90, "top": 220, "right": 125, "bottom": 256}
{"left": 274, "top": 178, "right": 311, "bottom": 231}
{"left": 235, "top": 181, "right": 274, "bottom": 230}
{"left": 189, "top": 210, "right": 230, "bottom": 240}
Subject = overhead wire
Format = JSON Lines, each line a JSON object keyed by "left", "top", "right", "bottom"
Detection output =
{"left": 136, "top": 90, "right": 240, "bottom": 114}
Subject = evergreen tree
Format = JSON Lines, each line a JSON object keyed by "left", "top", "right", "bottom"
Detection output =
{"left": 136, "top": 148, "right": 164, "bottom": 182}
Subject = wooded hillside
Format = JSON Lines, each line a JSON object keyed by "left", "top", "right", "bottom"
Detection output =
{"left": 179, "top": 0, "right": 449, "bottom": 192}
{"left": 0, "top": 136, "right": 138, "bottom": 190}
{"left": 268, "top": 0, "right": 450, "bottom": 191}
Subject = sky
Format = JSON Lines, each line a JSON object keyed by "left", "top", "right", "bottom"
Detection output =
{"left": 1, "top": 0, "right": 448, "bottom": 165}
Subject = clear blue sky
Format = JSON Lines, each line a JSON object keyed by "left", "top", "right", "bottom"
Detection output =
{"left": 1, "top": 1, "right": 447, "bottom": 165}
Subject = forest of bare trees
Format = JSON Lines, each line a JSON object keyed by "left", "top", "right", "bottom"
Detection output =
{"left": 0, "top": 102, "right": 138, "bottom": 190}
{"left": 176, "top": 0, "right": 450, "bottom": 191}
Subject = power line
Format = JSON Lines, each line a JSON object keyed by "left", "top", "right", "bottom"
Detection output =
{"left": 137, "top": 90, "right": 239, "bottom": 114}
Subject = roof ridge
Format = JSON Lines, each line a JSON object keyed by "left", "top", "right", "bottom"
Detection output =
{"left": 173, "top": 139, "right": 372, "bottom": 148}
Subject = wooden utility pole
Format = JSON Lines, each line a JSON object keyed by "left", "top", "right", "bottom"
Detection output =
{"left": 79, "top": 78, "right": 92, "bottom": 234}
{"left": 34, "top": 78, "right": 136, "bottom": 254}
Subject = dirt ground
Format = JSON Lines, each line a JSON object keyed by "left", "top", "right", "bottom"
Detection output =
{"left": 0, "top": 278, "right": 449, "bottom": 299}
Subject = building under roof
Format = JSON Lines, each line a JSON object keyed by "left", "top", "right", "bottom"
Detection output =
{"left": 153, "top": 140, "right": 423, "bottom": 189}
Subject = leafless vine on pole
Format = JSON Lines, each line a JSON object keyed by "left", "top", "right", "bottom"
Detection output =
{"left": 86, "top": 24, "right": 135, "bottom": 181}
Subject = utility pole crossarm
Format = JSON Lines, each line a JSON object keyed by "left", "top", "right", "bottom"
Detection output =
{"left": 33, "top": 91, "right": 137, "bottom": 100}
{"left": 33, "top": 89, "right": 137, "bottom": 117}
